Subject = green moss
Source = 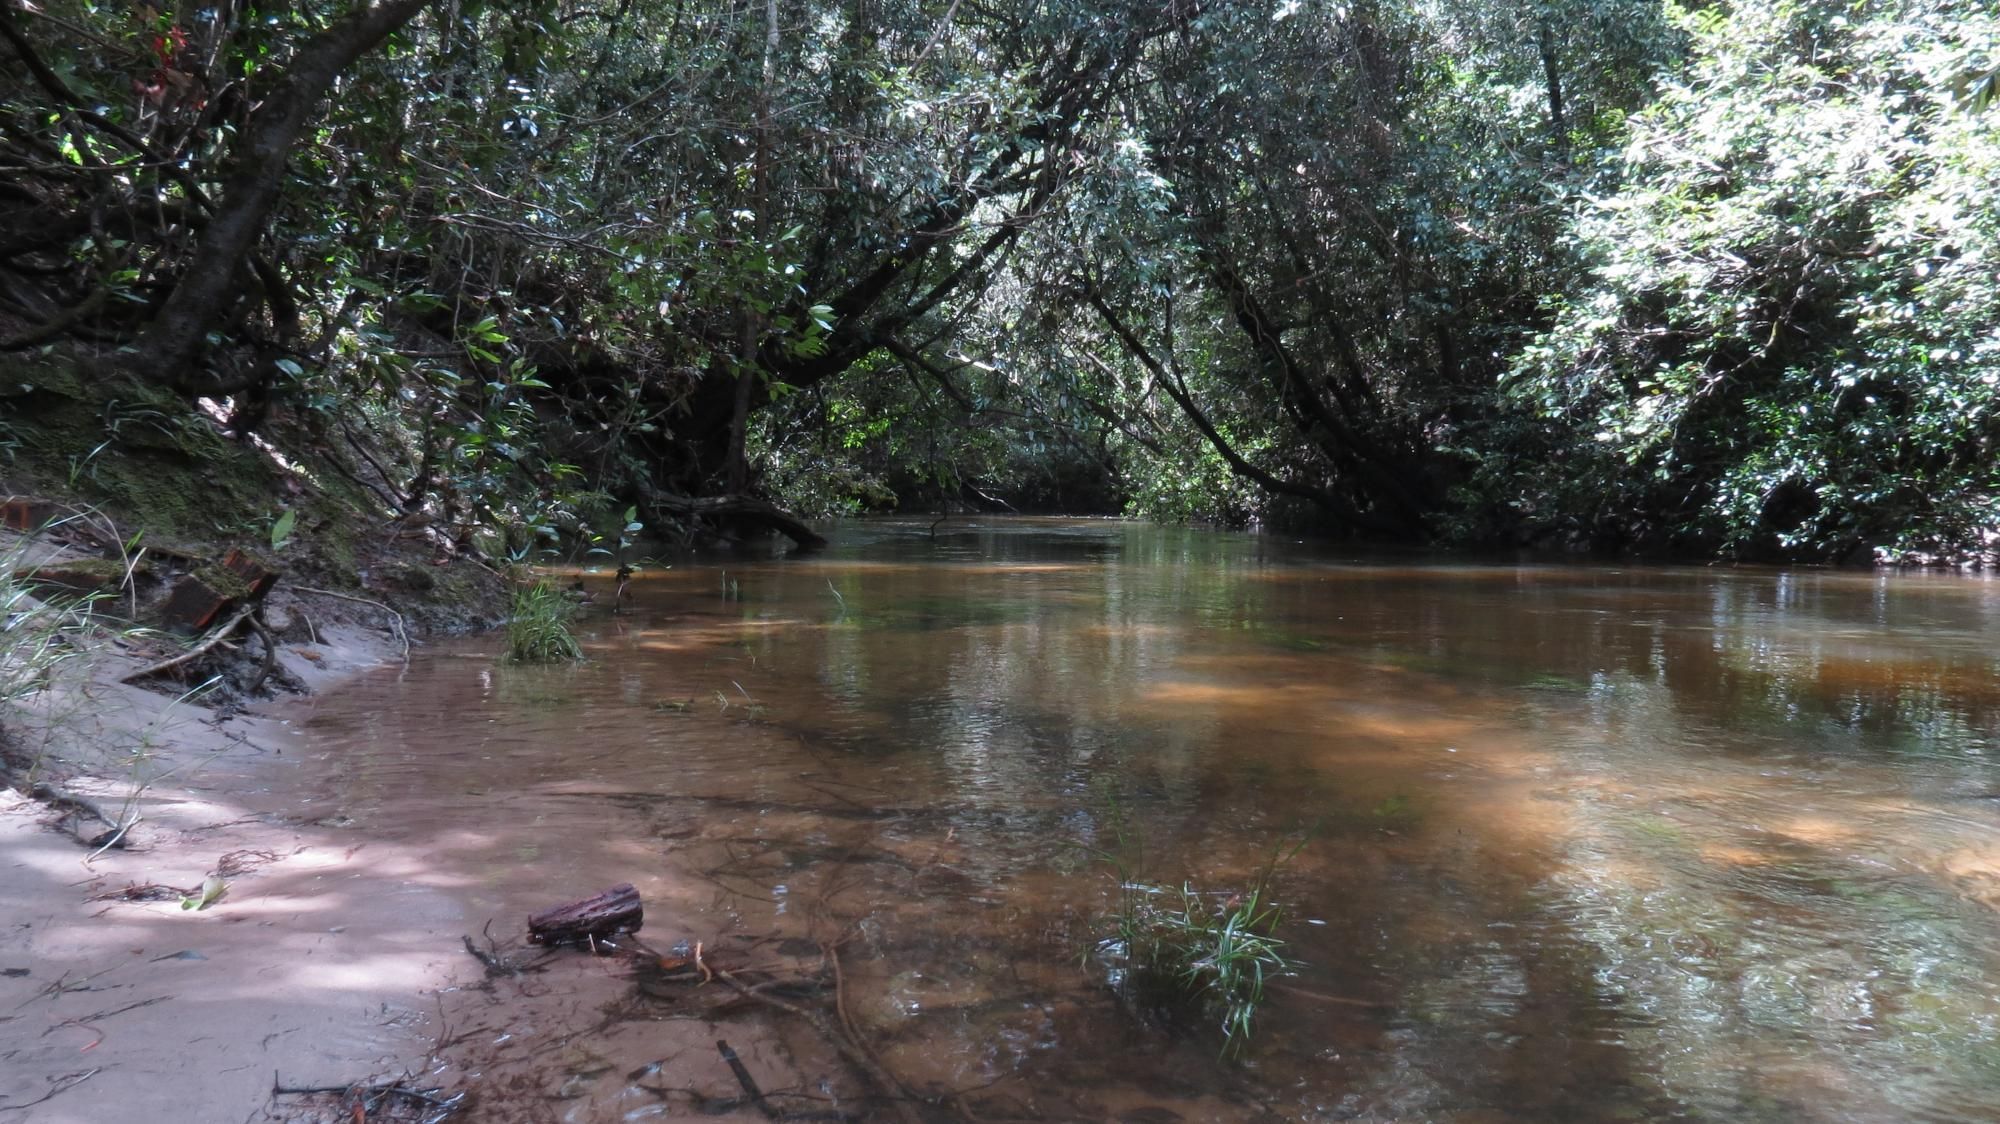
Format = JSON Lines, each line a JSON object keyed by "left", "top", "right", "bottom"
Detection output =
{"left": 0, "top": 349, "right": 275, "bottom": 542}
{"left": 22, "top": 557, "right": 137, "bottom": 593}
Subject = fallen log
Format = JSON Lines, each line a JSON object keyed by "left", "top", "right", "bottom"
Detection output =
{"left": 652, "top": 493, "right": 827, "bottom": 549}
{"left": 527, "top": 883, "right": 643, "bottom": 948}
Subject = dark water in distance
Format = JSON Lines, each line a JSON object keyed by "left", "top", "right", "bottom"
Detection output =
{"left": 292, "top": 518, "right": 2000, "bottom": 1122}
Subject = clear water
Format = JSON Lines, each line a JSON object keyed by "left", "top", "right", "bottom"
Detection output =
{"left": 290, "top": 518, "right": 2000, "bottom": 1122}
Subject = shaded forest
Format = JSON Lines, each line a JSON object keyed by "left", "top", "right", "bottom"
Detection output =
{"left": 2, "top": 0, "right": 1996, "bottom": 562}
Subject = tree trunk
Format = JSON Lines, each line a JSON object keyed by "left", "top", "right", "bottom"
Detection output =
{"left": 724, "top": 0, "right": 784, "bottom": 493}
{"left": 1537, "top": 20, "right": 1568, "bottom": 162}
{"left": 138, "top": 0, "right": 433, "bottom": 387}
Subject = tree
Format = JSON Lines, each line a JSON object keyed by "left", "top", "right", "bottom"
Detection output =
{"left": 1500, "top": 0, "right": 2000, "bottom": 559}
{"left": 138, "top": 0, "right": 434, "bottom": 388}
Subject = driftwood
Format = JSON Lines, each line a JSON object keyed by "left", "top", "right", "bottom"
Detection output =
{"left": 527, "top": 883, "right": 643, "bottom": 947}
{"left": 653, "top": 493, "right": 827, "bottom": 549}
{"left": 120, "top": 604, "right": 256, "bottom": 682}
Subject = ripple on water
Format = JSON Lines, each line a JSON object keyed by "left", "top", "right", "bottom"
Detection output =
{"left": 293, "top": 522, "right": 2000, "bottom": 1122}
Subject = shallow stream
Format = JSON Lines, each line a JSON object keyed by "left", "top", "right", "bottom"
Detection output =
{"left": 288, "top": 518, "right": 2000, "bottom": 1122}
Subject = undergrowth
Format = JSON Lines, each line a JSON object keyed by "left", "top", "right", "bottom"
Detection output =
{"left": 0, "top": 541, "right": 102, "bottom": 780}
{"left": 505, "top": 579, "right": 583, "bottom": 663}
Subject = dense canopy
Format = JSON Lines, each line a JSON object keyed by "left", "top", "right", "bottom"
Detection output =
{"left": 2, "top": 0, "right": 1996, "bottom": 560}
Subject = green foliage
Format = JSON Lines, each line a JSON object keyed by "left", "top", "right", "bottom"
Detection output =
{"left": 1496, "top": 0, "right": 2000, "bottom": 559}
{"left": 505, "top": 580, "right": 583, "bottom": 664}
{"left": 5, "top": 0, "right": 1995, "bottom": 556}
{"left": 1088, "top": 805, "right": 1310, "bottom": 1057}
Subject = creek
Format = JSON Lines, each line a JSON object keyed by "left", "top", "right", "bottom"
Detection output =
{"left": 289, "top": 518, "right": 2000, "bottom": 1122}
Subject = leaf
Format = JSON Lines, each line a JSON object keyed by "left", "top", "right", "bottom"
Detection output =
{"left": 180, "top": 873, "right": 228, "bottom": 911}
{"left": 269, "top": 509, "right": 297, "bottom": 550}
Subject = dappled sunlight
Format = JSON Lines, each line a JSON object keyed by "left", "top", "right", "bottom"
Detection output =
{"left": 238, "top": 522, "right": 2000, "bottom": 1122}
{"left": 1334, "top": 707, "right": 1493, "bottom": 746}
{"left": 1698, "top": 841, "right": 1775, "bottom": 868}
{"left": 1, "top": 768, "right": 467, "bottom": 1122}
{"left": 1137, "top": 677, "right": 1329, "bottom": 710}
{"left": 1768, "top": 814, "right": 1867, "bottom": 849}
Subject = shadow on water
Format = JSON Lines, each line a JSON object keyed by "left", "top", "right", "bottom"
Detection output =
{"left": 289, "top": 518, "right": 2000, "bottom": 1122}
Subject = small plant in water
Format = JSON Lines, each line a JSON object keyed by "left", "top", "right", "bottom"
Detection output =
{"left": 1089, "top": 810, "right": 1312, "bottom": 1057}
{"left": 1111, "top": 878, "right": 1294, "bottom": 1055}
{"left": 506, "top": 580, "right": 584, "bottom": 663}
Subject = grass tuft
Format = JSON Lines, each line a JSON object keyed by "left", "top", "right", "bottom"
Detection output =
{"left": 505, "top": 580, "right": 584, "bottom": 663}
{"left": 1088, "top": 805, "right": 1312, "bottom": 1057}
{"left": 1, "top": 541, "right": 103, "bottom": 778}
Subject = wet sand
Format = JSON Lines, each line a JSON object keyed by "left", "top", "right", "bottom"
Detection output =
{"left": 0, "top": 614, "right": 464, "bottom": 1123}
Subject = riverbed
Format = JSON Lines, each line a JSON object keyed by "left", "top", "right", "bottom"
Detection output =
{"left": 290, "top": 517, "right": 2000, "bottom": 1122}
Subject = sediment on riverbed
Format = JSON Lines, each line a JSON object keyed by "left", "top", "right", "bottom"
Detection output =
{"left": 0, "top": 566, "right": 460, "bottom": 1122}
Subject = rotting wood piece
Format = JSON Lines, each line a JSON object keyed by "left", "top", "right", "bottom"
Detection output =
{"left": 0, "top": 496, "right": 57, "bottom": 531}
{"left": 156, "top": 550, "right": 279, "bottom": 635}
{"left": 219, "top": 547, "right": 279, "bottom": 599}
{"left": 527, "top": 882, "right": 643, "bottom": 948}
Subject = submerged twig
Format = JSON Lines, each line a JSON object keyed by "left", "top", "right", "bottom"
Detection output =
{"left": 711, "top": 966, "right": 926, "bottom": 1124}
{"left": 0, "top": 1066, "right": 99, "bottom": 1113}
{"left": 1269, "top": 982, "right": 1388, "bottom": 1008}
{"left": 717, "top": 1040, "right": 780, "bottom": 1119}
{"left": 270, "top": 1072, "right": 465, "bottom": 1122}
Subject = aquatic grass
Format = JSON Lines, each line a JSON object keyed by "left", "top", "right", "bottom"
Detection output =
{"left": 1111, "top": 878, "right": 1294, "bottom": 1055}
{"left": 1088, "top": 804, "right": 1312, "bottom": 1057}
{"left": 506, "top": 579, "right": 584, "bottom": 663}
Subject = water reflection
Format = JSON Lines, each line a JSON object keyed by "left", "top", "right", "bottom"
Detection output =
{"left": 292, "top": 518, "right": 2000, "bottom": 1122}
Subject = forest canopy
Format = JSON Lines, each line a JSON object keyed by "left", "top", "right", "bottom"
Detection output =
{"left": 2, "top": 0, "right": 1996, "bottom": 561}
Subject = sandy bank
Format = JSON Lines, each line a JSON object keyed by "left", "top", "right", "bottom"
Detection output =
{"left": 0, "top": 595, "right": 467, "bottom": 1123}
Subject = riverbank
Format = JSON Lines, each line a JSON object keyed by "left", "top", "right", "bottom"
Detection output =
{"left": 0, "top": 543, "right": 834, "bottom": 1124}
{"left": 0, "top": 569, "right": 477, "bottom": 1122}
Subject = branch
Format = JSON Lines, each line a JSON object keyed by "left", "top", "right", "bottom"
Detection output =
{"left": 121, "top": 605, "right": 257, "bottom": 683}
{"left": 0, "top": 10, "right": 215, "bottom": 206}
{"left": 1207, "top": 258, "right": 1426, "bottom": 528}
{"left": 877, "top": 336, "right": 979, "bottom": 412}
{"left": 137, "top": 0, "right": 435, "bottom": 384}
{"left": 1083, "top": 284, "right": 1390, "bottom": 532}
{"left": 0, "top": 6, "right": 83, "bottom": 109}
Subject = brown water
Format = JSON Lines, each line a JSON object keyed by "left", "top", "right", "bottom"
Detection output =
{"left": 288, "top": 518, "right": 2000, "bottom": 1122}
